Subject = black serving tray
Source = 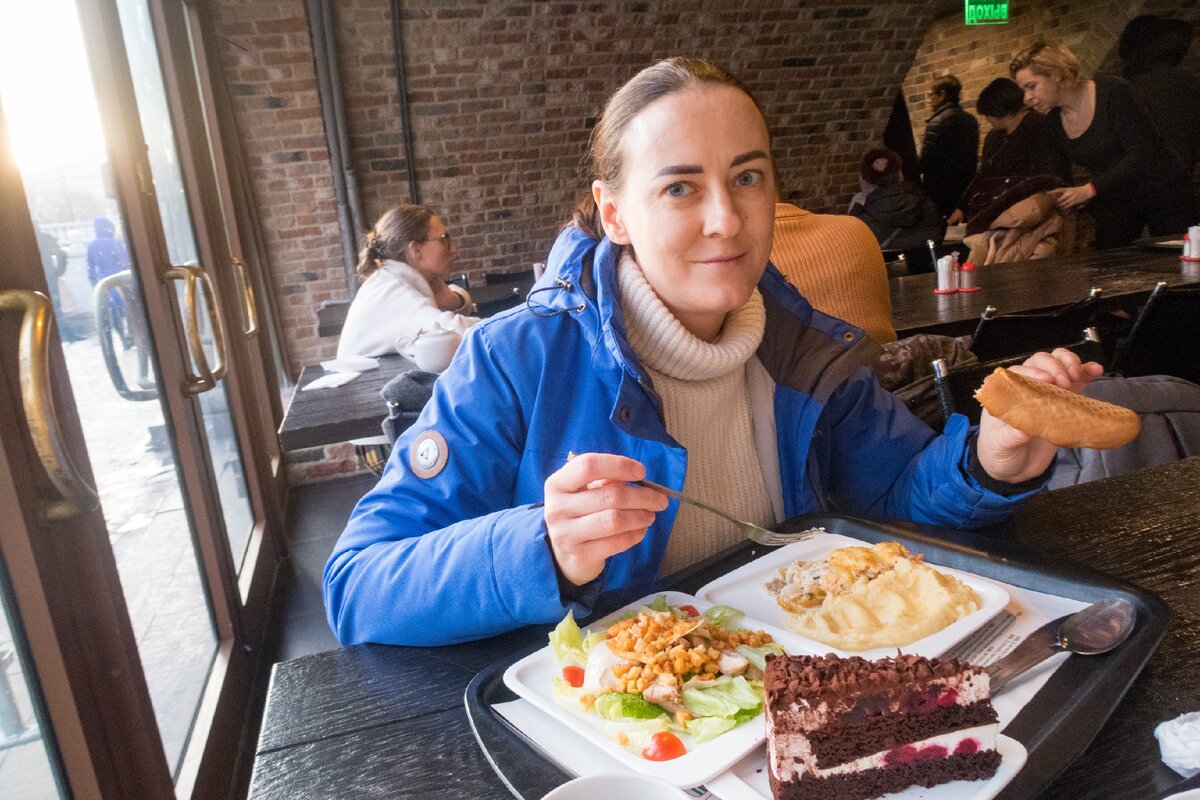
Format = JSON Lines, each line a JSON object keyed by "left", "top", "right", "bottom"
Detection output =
{"left": 465, "top": 513, "right": 1172, "bottom": 800}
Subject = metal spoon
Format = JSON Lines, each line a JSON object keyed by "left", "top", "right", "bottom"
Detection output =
{"left": 985, "top": 598, "right": 1137, "bottom": 694}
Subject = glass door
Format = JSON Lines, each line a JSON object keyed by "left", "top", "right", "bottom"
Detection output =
{"left": 0, "top": 560, "right": 66, "bottom": 800}
{"left": 0, "top": 0, "right": 283, "bottom": 795}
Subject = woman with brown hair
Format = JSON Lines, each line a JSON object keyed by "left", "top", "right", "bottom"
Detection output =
{"left": 325, "top": 57, "right": 1100, "bottom": 647}
{"left": 336, "top": 204, "right": 478, "bottom": 359}
{"left": 1011, "top": 40, "right": 1196, "bottom": 249}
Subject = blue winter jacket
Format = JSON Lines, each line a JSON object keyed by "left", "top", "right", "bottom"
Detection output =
{"left": 324, "top": 227, "right": 1041, "bottom": 646}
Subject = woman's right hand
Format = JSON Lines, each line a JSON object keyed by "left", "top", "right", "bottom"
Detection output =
{"left": 544, "top": 452, "right": 669, "bottom": 586}
{"left": 1048, "top": 184, "right": 1096, "bottom": 211}
{"left": 946, "top": 209, "right": 965, "bottom": 225}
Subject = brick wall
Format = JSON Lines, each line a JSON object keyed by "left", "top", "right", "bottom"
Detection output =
{"left": 208, "top": 0, "right": 1199, "bottom": 482}
{"left": 212, "top": 0, "right": 345, "bottom": 371}
{"left": 904, "top": 0, "right": 1200, "bottom": 158}
{"left": 901, "top": 0, "right": 1200, "bottom": 251}
{"left": 211, "top": 0, "right": 972, "bottom": 378}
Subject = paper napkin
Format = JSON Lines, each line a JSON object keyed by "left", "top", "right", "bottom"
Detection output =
{"left": 1157, "top": 711, "right": 1200, "bottom": 778}
{"left": 301, "top": 372, "right": 360, "bottom": 391}
{"left": 321, "top": 355, "right": 379, "bottom": 373}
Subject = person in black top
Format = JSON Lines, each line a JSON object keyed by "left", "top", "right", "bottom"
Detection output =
{"left": 919, "top": 74, "right": 980, "bottom": 218}
{"left": 947, "top": 78, "right": 1072, "bottom": 227}
{"left": 1119, "top": 15, "right": 1200, "bottom": 178}
{"left": 1011, "top": 40, "right": 1197, "bottom": 249}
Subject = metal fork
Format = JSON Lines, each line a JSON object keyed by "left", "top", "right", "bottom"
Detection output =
{"left": 637, "top": 479, "right": 819, "bottom": 547}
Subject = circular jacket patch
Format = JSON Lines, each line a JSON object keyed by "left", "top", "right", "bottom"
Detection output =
{"left": 409, "top": 429, "right": 449, "bottom": 478}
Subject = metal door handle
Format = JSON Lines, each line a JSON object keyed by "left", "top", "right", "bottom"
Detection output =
{"left": 0, "top": 290, "right": 99, "bottom": 521}
{"left": 163, "top": 265, "right": 213, "bottom": 394}
{"left": 188, "top": 264, "right": 228, "bottom": 383}
{"left": 231, "top": 257, "right": 258, "bottom": 337}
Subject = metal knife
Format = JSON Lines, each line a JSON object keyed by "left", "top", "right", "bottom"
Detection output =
{"left": 983, "top": 614, "right": 1068, "bottom": 695}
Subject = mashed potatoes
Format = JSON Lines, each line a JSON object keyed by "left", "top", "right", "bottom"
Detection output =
{"left": 765, "top": 542, "right": 980, "bottom": 650}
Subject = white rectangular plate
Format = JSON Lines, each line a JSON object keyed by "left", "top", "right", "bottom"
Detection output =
{"left": 705, "top": 734, "right": 1027, "bottom": 800}
{"left": 695, "top": 532, "right": 1010, "bottom": 659}
{"left": 502, "top": 591, "right": 818, "bottom": 788}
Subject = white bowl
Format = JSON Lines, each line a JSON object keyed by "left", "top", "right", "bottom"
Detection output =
{"left": 542, "top": 773, "right": 685, "bottom": 799}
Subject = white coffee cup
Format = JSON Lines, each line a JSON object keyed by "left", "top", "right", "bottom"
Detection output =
{"left": 542, "top": 773, "right": 684, "bottom": 799}
{"left": 394, "top": 323, "right": 461, "bottom": 373}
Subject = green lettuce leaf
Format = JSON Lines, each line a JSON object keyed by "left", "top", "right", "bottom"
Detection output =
{"left": 551, "top": 676, "right": 587, "bottom": 708}
{"left": 602, "top": 716, "right": 671, "bottom": 754}
{"left": 735, "top": 642, "right": 785, "bottom": 670}
{"left": 594, "top": 692, "right": 668, "bottom": 721}
{"left": 682, "top": 675, "right": 763, "bottom": 719}
{"left": 549, "top": 610, "right": 588, "bottom": 665}
{"left": 684, "top": 715, "right": 739, "bottom": 743}
{"left": 701, "top": 604, "right": 744, "bottom": 629}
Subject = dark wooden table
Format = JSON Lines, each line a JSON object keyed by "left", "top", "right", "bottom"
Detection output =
{"left": 248, "top": 457, "right": 1200, "bottom": 800}
{"left": 278, "top": 278, "right": 533, "bottom": 450}
{"left": 890, "top": 244, "right": 1200, "bottom": 339}
{"left": 277, "top": 354, "right": 416, "bottom": 451}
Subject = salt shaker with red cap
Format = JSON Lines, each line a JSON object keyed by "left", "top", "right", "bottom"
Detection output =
{"left": 959, "top": 260, "right": 980, "bottom": 292}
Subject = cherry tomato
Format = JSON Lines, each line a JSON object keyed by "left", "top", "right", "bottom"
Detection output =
{"left": 642, "top": 731, "right": 687, "bottom": 761}
{"left": 678, "top": 604, "right": 700, "bottom": 618}
{"left": 561, "top": 665, "right": 585, "bottom": 688}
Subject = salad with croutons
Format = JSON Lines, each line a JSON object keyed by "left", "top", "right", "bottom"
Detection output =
{"left": 548, "top": 595, "right": 784, "bottom": 761}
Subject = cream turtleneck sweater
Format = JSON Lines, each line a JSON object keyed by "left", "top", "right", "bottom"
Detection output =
{"left": 618, "top": 254, "right": 775, "bottom": 576}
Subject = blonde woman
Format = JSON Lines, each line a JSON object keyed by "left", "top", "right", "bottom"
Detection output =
{"left": 336, "top": 204, "right": 479, "bottom": 359}
{"left": 1011, "top": 40, "right": 1196, "bottom": 248}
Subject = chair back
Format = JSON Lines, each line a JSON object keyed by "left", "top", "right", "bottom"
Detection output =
{"left": 1111, "top": 281, "right": 1200, "bottom": 384}
{"left": 883, "top": 252, "right": 909, "bottom": 279}
{"left": 933, "top": 328, "right": 1104, "bottom": 427}
{"left": 481, "top": 268, "right": 536, "bottom": 286}
{"left": 317, "top": 299, "right": 350, "bottom": 338}
{"left": 968, "top": 287, "right": 1101, "bottom": 361}
{"left": 891, "top": 241, "right": 966, "bottom": 275}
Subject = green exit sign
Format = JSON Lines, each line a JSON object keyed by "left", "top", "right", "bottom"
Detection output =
{"left": 965, "top": 0, "right": 1009, "bottom": 25}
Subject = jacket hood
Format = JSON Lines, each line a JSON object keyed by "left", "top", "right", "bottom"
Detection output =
{"left": 94, "top": 217, "right": 116, "bottom": 237}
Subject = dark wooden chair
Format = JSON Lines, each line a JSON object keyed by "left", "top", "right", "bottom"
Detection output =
{"left": 1111, "top": 281, "right": 1200, "bottom": 384}
{"left": 481, "top": 268, "right": 536, "bottom": 286}
{"left": 316, "top": 299, "right": 350, "bottom": 338}
{"left": 933, "top": 327, "right": 1105, "bottom": 427}
{"left": 968, "top": 287, "right": 1102, "bottom": 361}
{"left": 472, "top": 288, "right": 524, "bottom": 318}
{"left": 884, "top": 252, "right": 909, "bottom": 279}
{"left": 883, "top": 242, "right": 965, "bottom": 275}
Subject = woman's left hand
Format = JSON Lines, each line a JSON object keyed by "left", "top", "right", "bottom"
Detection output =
{"left": 1047, "top": 184, "right": 1095, "bottom": 211}
{"left": 432, "top": 279, "right": 466, "bottom": 311}
{"left": 975, "top": 348, "right": 1105, "bottom": 483}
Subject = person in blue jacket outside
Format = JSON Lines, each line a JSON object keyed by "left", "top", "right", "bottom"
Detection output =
{"left": 324, "top": 57, "right": 1102, "bottom": 647}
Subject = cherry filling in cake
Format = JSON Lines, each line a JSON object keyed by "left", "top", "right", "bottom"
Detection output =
{"left": 764, "top": 653, "right": 1001, "bottom": 800}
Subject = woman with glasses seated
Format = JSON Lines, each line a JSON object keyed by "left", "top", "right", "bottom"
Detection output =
{"left": 325, "top": 58, "right": 1101, "bottom": 647}
{"left": 336, "top": 204, "right": 480, "bottom": 359}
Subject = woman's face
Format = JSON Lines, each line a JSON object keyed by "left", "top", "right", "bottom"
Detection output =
{"left": 409, "top": 215, "right": 456, "bottom": 277}
{"left": 1014, "top": 68, "right": 1062, "bottom": 113}
{"left": 593, "top": 85, "right": 776, "bottom": 341}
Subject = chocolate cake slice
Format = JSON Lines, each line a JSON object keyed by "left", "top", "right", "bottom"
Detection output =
{"left": 764, "top": 653, "right": 1001, "bottom": 800}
